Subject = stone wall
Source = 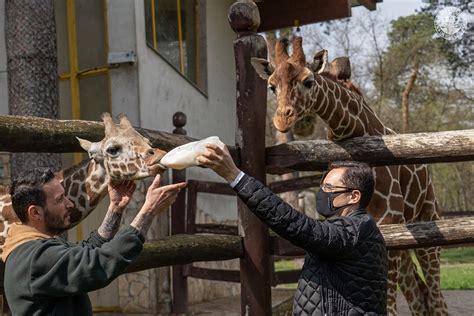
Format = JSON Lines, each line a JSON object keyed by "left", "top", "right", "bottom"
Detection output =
{"left": 187, "top": 207, "right": 240, "bottom": 304}
{"left": 118, "top": 175, "right": 172, "bottom": 314}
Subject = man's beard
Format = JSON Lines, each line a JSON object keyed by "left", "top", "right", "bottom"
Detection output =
{"left": 44, "top": 208, "right": 71, "bottom": 236}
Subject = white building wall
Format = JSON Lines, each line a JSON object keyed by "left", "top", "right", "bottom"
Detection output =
{"left": 107, "top": 0, "right": 141, "bottom": 126}
{"left": 109, "top": 0, "right": 239, "bottom": 223}
{"left": 106, "top": 0, "right": 242, "bottom": 310}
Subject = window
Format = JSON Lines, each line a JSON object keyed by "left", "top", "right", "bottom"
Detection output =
{"left": 145, "top": 0, "right": 207, "bottom": 93}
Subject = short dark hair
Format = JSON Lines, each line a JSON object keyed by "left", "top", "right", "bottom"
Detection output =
{"left": 328, "top": 161, "right": 375, "bottom": 208}
{"left": 10, "top": 168, "right": 56, "bottom": 223}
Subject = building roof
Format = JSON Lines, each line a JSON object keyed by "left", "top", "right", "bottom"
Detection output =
{"left": 255, "top": 0, "right": 383, "bottom": 32}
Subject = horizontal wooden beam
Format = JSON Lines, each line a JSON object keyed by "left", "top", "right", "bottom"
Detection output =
{"left": 0, "top": 115, "right": 240, "bottom": 165}
{"left": 269, "top": 174, "right": 322, "bottom": 193}
{"left": 2, "top": 116, "right": 472, "bottom": 175}
{"left": 125, "top": 217, "right": 474, "bottom": 273}
{"left": 356, "top": 0, "right": 377, "bottom": 11}
{"left": 379, "top": 216, "right": 474, "bottom": 250}
{"left": 195, "top": 223, "right": 239, "bottom": 235}
{"left": 125, "top": 234, "right": 243, "bottom": 273}
{"left": 187, "top": 179, "right": 235, "bottom": 196}
{"left": 184, "top": 266, "right": 241, "bottom": 283}
{"left": 256, "top": 0, "right": 351, "bottom": 32}
{"left": 266, "top": 129, "right": 474, "bottom": 174}
{"left": 272, "top": 270, "right": 301, "bottom": 286}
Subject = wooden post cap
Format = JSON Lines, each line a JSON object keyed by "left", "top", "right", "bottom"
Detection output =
{"left": 172, "top": 112, "right": 187, "bottom": 128}
{"left": 172, "top": 112, "right": 187, "bottom": 135}
{"left": 228, "top": 1, "right": 261, "bottom": 34}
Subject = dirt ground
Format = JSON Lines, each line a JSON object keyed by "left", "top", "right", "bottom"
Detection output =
{"left": 397, "top": 290, "right": 474, "bottom": 315}
{"left": 188, "top": 289, "right": 474, "bottom": 315}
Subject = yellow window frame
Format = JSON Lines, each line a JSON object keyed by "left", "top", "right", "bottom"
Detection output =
{"left": 58, "top": 0, "right": 112, "bottom": 241}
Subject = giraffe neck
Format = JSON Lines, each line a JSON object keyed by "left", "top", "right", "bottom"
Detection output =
{"left": 57, "top": 158, "right": 110, "bottom": 225}
{"left": 305, "top": 75, "right": 393, "bottom": 140}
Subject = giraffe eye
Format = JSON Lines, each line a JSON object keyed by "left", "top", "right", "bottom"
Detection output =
{"left": 106, "top": 145, "right": 121, "bottom": 157}
{"left": 268, "top": 84, "right": 276, "bottom": 94}
{"left": 302, "top": 79, "right": 314, "bottom": 89}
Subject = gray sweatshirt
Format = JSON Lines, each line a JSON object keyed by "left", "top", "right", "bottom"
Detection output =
{"left": 4, "top": 226, "right": 144, "bottom": 316}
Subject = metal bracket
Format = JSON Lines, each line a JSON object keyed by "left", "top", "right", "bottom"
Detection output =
{"left": 107, "top": 51, "right": 137, "bottom": 66}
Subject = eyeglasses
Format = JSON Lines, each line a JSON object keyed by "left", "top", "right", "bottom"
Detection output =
{"left": 320, "top": 170, "right": 357, "bottom": 193}
{"left": 320, "top": 183, "right": 356, "bottom": 193}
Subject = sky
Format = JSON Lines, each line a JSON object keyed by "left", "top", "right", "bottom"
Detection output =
{"left": 294, "top": 0, "right": 432, "bottom": 93}
{"left": 360, "top": 0, "right": 426, "bottom": 20}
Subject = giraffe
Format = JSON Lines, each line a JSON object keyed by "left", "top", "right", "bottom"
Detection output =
{"left": 0, "top": 112, "right": 167, "bottom": 250}
{"left": 251, "top": 37, "right": 448, "bottom": 315}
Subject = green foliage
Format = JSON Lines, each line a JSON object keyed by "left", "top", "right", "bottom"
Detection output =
{"left": 441, "top": 264, "right": 474, "bottom": 289}
{"left": 378, "top": 13, "right": 460, "bottom": 103}
{"left": 421, "top": 0, "right": 474, "bottom": 73}
{"left": 431, "top": 163, "right": 473, "bottom": 212}
{"left": 441, "top": 247, "right": 474, "bottom": 265}
{"left": 373, "top": 12, "right": 473, "bottom": 212}
{"left": 387, "top": 13, "right": 443, "bottom": 65}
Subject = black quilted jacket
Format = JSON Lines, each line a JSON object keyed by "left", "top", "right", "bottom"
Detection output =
{"left": 233, "top": 174, "right": 388, "bottom": 315}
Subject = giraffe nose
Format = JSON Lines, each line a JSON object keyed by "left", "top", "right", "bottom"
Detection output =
{"left": 284, "top": 108, "right": 294, "bottom": 117}
{"left": 147, "top": 149, "right": 154, "bottom": 156}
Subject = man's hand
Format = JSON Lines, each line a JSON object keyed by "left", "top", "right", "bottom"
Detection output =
{"left": 141, "top": 175, "right": 187, "bottom": 215}
{"left": 99, "top": 180, "right": 137, "bottom": 239}
{"left": 196, "top": 144, "right": 241, "bottom": 183}
{"left": 108, "top": 180, "right": 137, "bottom": 210}
{"left": 131, "top": 175, "right": 186, "bottom": 236}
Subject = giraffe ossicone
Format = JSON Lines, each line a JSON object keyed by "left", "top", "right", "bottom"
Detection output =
{"left": 252, "top": 37, "right": 448, "bottom": 315}
{"left": 0, "top": 112, "right": 168, "bottom": 251}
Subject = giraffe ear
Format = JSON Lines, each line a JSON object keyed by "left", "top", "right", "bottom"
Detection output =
{"left": 251, "top": 57, "right": 274, "bottom": 80}
{"left": 329, "top": 57, "right": 352, "bottom": 81}
{"left": 309, "top": 49, "right": 328, "bottom": 74}
{"left": 76, "top": 137, "right": 103, "bottom": 161}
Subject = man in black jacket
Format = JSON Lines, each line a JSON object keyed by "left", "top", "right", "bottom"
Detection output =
{"left": 197, "top": 144, "right": 388, "bottom": 315}
{"left": 3, "top": 167, "right": 185, "bottom": 316}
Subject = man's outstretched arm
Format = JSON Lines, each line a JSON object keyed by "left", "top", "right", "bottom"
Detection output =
{"left": 98, "top": 181, "right": 136, "bottom": 240}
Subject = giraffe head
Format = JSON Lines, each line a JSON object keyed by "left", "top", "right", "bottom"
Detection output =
{"left": 77, "top": 113, "right": 167, "bottom": 181}
{"left": 251, "top": 36, "right": 352, "bottom": 135}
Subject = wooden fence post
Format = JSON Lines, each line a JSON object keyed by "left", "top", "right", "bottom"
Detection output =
{"left": 228, "top": 2, "right": 272, "bottom": 315}
{"left": 170, "top": 111, "right": 188, "bottom": 313}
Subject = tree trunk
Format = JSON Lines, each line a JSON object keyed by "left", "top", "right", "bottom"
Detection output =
{"left": 401, "top": 62, "right": 418, "bottom": 133}
{"left": 5, "top": 0, "right": 61, "bottom": 176}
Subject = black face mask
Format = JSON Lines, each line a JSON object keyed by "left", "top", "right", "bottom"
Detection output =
{"left": 316, "top": 188, "right": 354, "bottom": 218}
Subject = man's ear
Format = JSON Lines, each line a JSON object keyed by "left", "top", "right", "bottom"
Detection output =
{"left": 350, "top": 190, "right": 362, "bottom": 205}
{"left": 309, "top": 49, "right": 328, "bottom": 74}
{"left": 250, "top": 57, "right": 274, "bottom": 80}
{"left": 27, "top": 205, "right": 43, "bottom": 222}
